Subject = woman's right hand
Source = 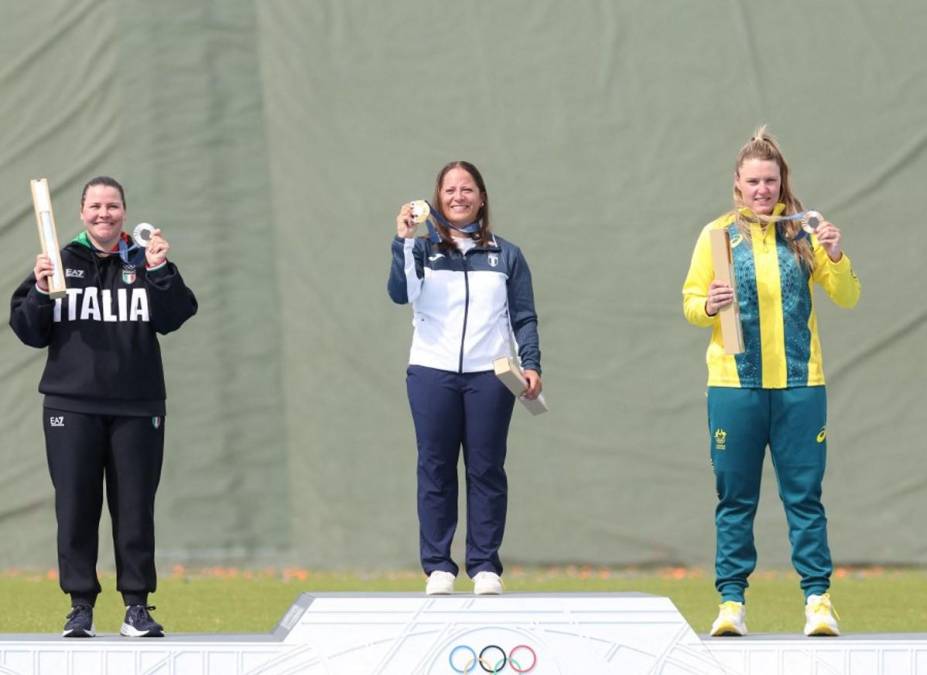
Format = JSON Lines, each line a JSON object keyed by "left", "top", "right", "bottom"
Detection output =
{"left": 705, "top": 280, "right": 734, "bottom": 316}
{"left": 33, "top": 254, "right": 53, "bottom": 292}
{"left": 396, "top": 203, "right": 417, "bottom": 239}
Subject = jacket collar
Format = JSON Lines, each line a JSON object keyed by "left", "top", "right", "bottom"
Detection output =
{"left": 73, "top": 230, "right": 132, "bottom": 251}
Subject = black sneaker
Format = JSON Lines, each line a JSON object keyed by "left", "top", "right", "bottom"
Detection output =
{"left": 120, "top": 605, "right": 165, "bottom": 637}
{"left": 63, "top": 604, "right": 95, "bottom": 638}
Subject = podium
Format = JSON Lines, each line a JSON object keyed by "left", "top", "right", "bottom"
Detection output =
{"left": 1, "top": 593, "right": 926, "bottom": 674}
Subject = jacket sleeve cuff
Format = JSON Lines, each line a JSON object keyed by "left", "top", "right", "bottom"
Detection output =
{"left": 146, "top": 260, "right": 169, "bottom": 273}
{"left": 32, "top": 284, "right": 54, "bottom": 306}
{"left": 827, "top": 252, "right": 852, "bottom": 271}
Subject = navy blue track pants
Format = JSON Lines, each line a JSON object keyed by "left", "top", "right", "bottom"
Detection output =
{"left": 406, "top": 365, "right": 516, "bottom": 578}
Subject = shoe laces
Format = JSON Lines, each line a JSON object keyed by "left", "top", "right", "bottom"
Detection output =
{"left": 717, "top": 601, "right": 743, "bottom": 619}
{"left": 808, "top": 593, "right": 840, "bottom": 620}
{"left": 67, "top": 605, "right": 92, "bottom": 620}
{"left": 127, "top": 604, "right": 157, "bottom": 618}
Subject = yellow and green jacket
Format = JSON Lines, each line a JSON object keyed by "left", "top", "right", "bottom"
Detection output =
{"left": 682, "top": 209, "right": 860, "bottom": 388}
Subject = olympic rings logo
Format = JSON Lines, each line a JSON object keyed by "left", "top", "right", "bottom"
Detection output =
{"left": 448, "top": 644, "right": 537, "bottom": 673}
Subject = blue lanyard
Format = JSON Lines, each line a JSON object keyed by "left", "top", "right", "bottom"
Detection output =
{"left": 117, "top": 237, "right": 147, "bottom": 266}
{"left": 420, "top": 201, "right": 481, "bottom": 244}
{"left": 775, "top": 210, "right": 821, "bottom": 240}
{"left": 88, "top": 236, "right": 146, "bottom": 265}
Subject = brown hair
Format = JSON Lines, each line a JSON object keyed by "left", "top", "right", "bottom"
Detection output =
{"left": 81, "top": 176, "right": 126, "bottom": 209}
{"left": 733, "top": 126, "right": 814, "bottom": 270}
{"left": 430, "top": 161, "right": 492, "bottom": 248}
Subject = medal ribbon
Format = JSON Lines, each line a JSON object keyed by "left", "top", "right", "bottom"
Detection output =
{"left": 416, "top": 200, "right": 481, "bottom": 243}
{"left": 86, "top": 233, "right": 146, "bottom": 266}
{"left": 735, "top": 207, "right": 823, "bottom": 240}
{"left": 117, "top": 237, "right": 147, "bottom": 267}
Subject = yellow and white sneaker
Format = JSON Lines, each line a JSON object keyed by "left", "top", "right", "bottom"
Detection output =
{"left": 710, "top": 601, "right": 747, "bottom": 636}
{"left": 804, "top": 593, "right": 840, "bottom": 636}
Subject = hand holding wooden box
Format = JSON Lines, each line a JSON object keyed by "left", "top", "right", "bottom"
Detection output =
{"left": 30, "top": 178, "right": 67, "bottom": 299}
{"left": 493, "top": 357, "right": 549, "bottom": 416}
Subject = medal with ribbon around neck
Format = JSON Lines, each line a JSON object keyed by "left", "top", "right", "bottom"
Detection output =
{"left": 409, "top": 200, "right": 480, "bottom": 244}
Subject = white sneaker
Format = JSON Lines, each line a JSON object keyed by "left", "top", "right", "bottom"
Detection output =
{"left": 804, "top": 593, "right": 840, "bottom": 636}
{"left": 473, "top": 571, "right": 503, "bottom": 595}
{"left": 710, "top": 601, "right": 747, "bottom": 636}
{"left": 425, "top": 571, "right": 455, "bottom": 595}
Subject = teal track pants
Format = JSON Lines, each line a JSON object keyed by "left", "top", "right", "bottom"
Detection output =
{"left": 707, "top": 386, "right": 832, "bottom": 603}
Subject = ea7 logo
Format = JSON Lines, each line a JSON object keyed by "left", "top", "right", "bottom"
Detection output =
{"left": 65, "top": 269, "right": 85, "bottom": 278}
{"left": 49, "top": 416, "right": 65, "bottom": 427}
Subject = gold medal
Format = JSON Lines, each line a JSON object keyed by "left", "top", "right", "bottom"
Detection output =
{"left": 409, "top": 200, "right": 430, "bottom": 224}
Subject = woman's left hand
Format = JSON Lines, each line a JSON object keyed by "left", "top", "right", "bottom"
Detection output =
{"left": 815, "top": 220, "right": 842, "bottom": 262}
{"left": 145, "top": 229, "right": 170, "bottom": 267}
{"left": 522, "top": 369, "right": 542, "bottom": 400}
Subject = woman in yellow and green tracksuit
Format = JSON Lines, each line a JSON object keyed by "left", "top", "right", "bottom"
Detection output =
{"left": 682, "top": 127, "right": 860, "bottom": 637}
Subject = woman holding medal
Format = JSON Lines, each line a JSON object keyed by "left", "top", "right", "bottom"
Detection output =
{"left": 682, "top": 128, "right": 860, "bottom": 637}
{"left": 387, "top": 161, "right": 542, "bottom": 596}
{"left": 10, "top": 176, "right": 197, "bottom": 638}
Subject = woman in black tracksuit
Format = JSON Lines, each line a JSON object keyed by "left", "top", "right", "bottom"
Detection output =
{"left": 9, "top": 176, "right": 197, "bottom": 638}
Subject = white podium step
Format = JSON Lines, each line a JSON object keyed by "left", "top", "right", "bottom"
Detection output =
{"left": 707, "top": 633, "right": 927, "bottom": 675}
{"left": 0, "top": 593, "right": 925, "bottom": 674}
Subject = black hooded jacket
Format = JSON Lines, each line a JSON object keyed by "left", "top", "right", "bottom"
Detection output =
{"left": 9, "top": 232, "right": 197, "bottom": 416}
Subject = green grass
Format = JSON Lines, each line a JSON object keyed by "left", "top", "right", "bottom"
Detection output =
{"left": 1, "top": 567, "right": 924, "bottom": 635}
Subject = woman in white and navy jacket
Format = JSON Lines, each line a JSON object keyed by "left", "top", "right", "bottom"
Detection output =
{"left": 388, "top": 161, "right": 541, "bottom": 596}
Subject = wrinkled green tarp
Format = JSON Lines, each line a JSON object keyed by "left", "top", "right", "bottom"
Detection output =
{"left": 0, "top": 0, "right": 924, "bottom": 569}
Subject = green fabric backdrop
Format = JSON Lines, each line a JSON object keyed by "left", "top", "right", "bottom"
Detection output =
{"left": 1, "top": 0, "right": 924, "bottom": 569}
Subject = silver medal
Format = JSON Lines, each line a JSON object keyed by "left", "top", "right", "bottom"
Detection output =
{"left": 132, "top": 222, "right": 156, "bottom": 247}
